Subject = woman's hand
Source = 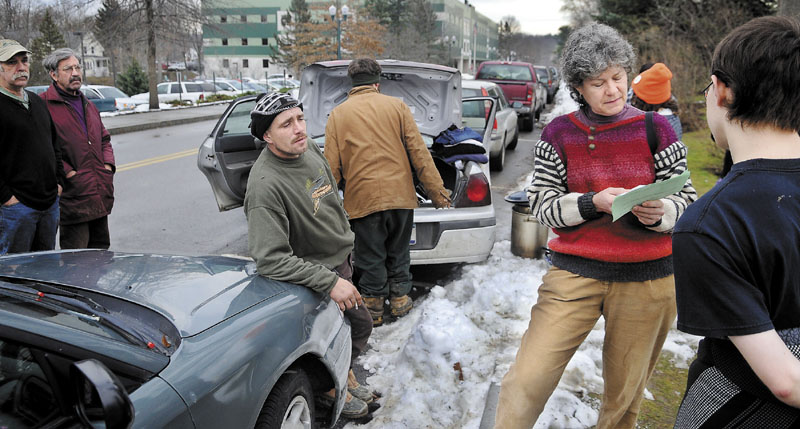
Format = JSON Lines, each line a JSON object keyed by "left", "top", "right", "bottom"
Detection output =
{"left": 592, "top": 187, "right": 627, "bottom": 214}
{"left": 632, "top": 199, "right": 664, "bottom": 226}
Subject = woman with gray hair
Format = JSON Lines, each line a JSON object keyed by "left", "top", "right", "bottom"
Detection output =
{"left": 494, "top": 23, "right": 696, "bottom": 428}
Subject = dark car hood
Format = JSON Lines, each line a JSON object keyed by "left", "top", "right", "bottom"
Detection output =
{"left": 0, "top": 250, "right": 294, "bottom": 337}
{"left": 299, "top": 59, "right": 462, "bottom": 139}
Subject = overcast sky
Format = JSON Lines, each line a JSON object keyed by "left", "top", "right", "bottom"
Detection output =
{"left": 467, "top": 0, "right": 570, "bottom": 36}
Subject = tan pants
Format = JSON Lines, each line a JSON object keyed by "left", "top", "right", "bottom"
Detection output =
{"left": 495, "top": 267, "right": 676, "bottom": 429}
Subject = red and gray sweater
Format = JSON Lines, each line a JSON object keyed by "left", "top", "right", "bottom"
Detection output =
{"left": 527, "top": 105, "right": 697, "bottom": 281}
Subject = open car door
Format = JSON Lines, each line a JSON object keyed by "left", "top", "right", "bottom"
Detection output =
{"left": 197, "top": 96, "right": 260, "bottom": 211}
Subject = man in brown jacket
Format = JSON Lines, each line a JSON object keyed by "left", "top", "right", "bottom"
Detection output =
{"left": 324, "top": 58, "right": 450, "bottom": 326}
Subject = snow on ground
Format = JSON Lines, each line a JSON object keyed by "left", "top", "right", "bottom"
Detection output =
{"left": 348, "top": 80, "right": 701, "bottom": 429}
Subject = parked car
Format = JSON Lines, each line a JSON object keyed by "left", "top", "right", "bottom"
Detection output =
{"left": 534, "top": 65, "right": 557, "bottom": 104}
{"left": 475, "top": 61, "right": 547, "bottom": 132}
{"left": 132, "top": 81, "right": 222, "bottom": 104}
{"left": 0, "top": 249, "right": 351, "bottom": 428}
{"left": 26, "top": 85, "right": 118, "bottom": 113}
{"left": 548, "top": 66, "right": 560, "bottom": 93}
{"left": 82, "top": 85, "right": 146, "bottom": 111}
{"left": 199, "top": 60, "right": 498, "bottom": 265}
{"left": 462, "top": 79, "right": 519, "bottom": 171}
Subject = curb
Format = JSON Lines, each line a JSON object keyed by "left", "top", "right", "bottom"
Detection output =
{"left": 106, "top": 112, "right": 223, "bottom": 135}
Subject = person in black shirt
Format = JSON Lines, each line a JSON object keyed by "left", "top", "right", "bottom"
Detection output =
{"left": 0, "top": 39, "right": 64, "bottom": 255}
{"left": 672, "top": 16, "right": 800, "bottom": 428}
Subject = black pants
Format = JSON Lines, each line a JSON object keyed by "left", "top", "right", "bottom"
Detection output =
{"left": 60, "top": 216, "right": 110, "bottom": 250}
{"left": 333, "top": 255, "right": 372, "bottom": 365}
{"left": 349, "top": 209, "right": 413, "bottom": 298}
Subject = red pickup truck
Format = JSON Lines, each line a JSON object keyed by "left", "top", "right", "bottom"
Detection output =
{"left": 475, "top": 61, "right": 547, "bottom": 132}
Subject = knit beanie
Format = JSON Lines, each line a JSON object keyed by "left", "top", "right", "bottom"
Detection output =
{"left": 250, "top": 92, "right": 303, "bottom": 141}
{"left": 631, "top": 62, "right": 673, "bottom": 105}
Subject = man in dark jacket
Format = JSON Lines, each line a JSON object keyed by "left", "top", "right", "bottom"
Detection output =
{"left": 0, "top": 39, "right": 64, "bottom": 255}
{"left": 40, "top": 48, "right": 115, "bottom": 249}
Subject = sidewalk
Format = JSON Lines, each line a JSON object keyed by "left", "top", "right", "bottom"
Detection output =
{"left": 102, "top": 102, "right": 229, "bottom": 135}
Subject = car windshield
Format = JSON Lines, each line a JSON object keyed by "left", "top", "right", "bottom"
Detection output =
{"left": 462, "top": 88, "right": 482, "bottom": 97}
{"left": 96, "top": 87, "right": 129, "bottom": 98}
{"left": 535, "top": 69, "right": 548, "bottom": 80}
{"left": 476, "top": 64, "right": 532, "bottom": 81}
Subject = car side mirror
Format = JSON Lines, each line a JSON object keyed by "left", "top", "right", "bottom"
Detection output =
{"left": 512, "top": 101, "right": 522, "bottom": 109}
{"left": 71, "top": 359, "right": 134, "bottom": 429}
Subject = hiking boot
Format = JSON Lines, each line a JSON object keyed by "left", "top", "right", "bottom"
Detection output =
{"left": 389, "top": 295, "right": 412, "bottom": 317}
{"left": 317, "top": 389, "right": 368, "bottom": 419}
{"left": 363, "top": 296, "right": 385, "bottom": 327}
{"left": 347, "top": 369, "right": 374, "bottom": 404}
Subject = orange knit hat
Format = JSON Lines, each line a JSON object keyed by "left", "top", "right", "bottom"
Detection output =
{"left": 631, "top": 62, "right": 673, "bottom": 104}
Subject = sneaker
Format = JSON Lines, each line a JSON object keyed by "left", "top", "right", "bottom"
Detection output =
{"left": 317, "top": 389, "right": 368, "bottom": 419}
{"left": 347, "top": 369, "right": 373, "bottom": 404}
{"left": 389, "top": 295, "right": 412, "bottom": 317}
{"left": 363, "top": 296, "right": 385, "bottom": 327}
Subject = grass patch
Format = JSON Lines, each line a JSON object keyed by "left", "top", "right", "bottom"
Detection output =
{"left": 637, "top": 355, "right": 691, "bottom": 428}
{"left": 683, "top": 129, "right": 726, "bottom": 196}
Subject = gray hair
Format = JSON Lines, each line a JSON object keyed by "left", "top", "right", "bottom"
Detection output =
{"left": 560, "top": 22, "right": 636, "bottom": 105}
{"left": 42, "top": 48, "right": 79, "bottom": 73}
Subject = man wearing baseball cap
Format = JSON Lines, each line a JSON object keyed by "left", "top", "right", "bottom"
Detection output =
{"left": 244, "top": 92, "right": 376, "bottom": 419}
{"left": 0, "top": 39, "right": 65, "bottom": 254}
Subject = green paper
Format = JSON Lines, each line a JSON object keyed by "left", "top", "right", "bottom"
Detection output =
{"left": 611, "top": 170, "right": 691, "bottom": 221}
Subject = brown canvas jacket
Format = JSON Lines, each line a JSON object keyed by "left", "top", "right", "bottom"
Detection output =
{"left": 324, "top": 85, "right": 448, "bottom": 219}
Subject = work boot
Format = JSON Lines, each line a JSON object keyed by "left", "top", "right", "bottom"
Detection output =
{"left": 347, "top": 369, "right": 374, "bottom": 404}
{"left": 363, "top": 296, "right": 385, "bottom": 327}
{"left": 389, "top": 295, "right": 412, "bottom": 317}
{"left": 318, "top": 388, "right": 368, "bottom": 419}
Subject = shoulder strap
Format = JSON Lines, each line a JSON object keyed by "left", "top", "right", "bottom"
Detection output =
{"left": 645, "top": 111, "right": 658, "bottom": 155}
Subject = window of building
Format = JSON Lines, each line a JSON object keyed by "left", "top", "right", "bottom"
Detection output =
{"left": 240, "top": 15, "right": 246, "bottom": 22}
{"left": 262, "top": 59, "right": 269, "bottom": 68}
{"left": 223, "top": 59, "right": 229, "bottom": 68}
{"left": 243, "top": 59, "right": 249, "bottom": 68}
{"left": 222, "top": 38, "right": 228, "bottom": 46}
{"left": 241, "top": 38, "right": 248, "bottom": 46}
{"left": 262, "top": 38, "right": 268, "bottom": 45}
{"left": 220, "top": 15, "right": 227, "bottom": 23}
{"left": 261, "top": 15, "right": 267, "bottom": 23}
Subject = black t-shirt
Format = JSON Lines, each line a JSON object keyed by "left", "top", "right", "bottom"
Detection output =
{"left": 673, "top": 158, "right": 800, "bottom": 338}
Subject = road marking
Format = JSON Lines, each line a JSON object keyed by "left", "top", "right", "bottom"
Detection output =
{"left": 116, "top": 148, "right": 199, "bottom": 172}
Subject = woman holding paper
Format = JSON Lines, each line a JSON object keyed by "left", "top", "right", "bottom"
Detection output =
{"left": 495, "top": 22, "right": 697, "bottom": 429}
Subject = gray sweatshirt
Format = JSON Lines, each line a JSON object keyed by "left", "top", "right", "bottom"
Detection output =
{"left": 244, "top": 141, "right": 354, "bottom": 294}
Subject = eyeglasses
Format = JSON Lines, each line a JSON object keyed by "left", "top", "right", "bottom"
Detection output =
{"left": 701, "top": 81, "right": 712, "bottom": 97}
{"left": 60, "top": 64, "right": 83, "bottom": 73}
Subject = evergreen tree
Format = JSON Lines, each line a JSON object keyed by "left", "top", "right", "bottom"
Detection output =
{"left": 272, "top": 0, "right": 313, "bottom": 74}
{"left": 117, "top": 58, "right": 148, "bottom": 96}
{"left": 29, "top": 9, "right": 65, "bottom": 85}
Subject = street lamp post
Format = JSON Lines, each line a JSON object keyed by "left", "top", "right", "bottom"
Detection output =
{"left": 328, "top": 4, "right": 349, "bottom": 60}
{"left": 444, "top": 36, "right": 457, "bottom": 68}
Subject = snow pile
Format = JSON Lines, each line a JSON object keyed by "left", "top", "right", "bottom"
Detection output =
{"left": 353, "top": 240, "right": 700, "bottom": 429}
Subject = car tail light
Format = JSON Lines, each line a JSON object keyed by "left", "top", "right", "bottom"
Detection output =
{"left": 526, "top": 84, "right": 533, "bottom": 101}
{"left": 493, "top": 119, "right": 498, "bottom": 130}
{"left": 453, "top": 173, "right": 491, "bottom": 207}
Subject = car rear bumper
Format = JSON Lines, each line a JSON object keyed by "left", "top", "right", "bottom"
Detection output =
{"left": 410, "top": 206, "right": 496, "bottom": 265}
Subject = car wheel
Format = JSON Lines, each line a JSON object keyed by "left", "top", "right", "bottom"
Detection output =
{"left": 490, "top": 134, "right": 506, "bottom": 171}
{"left": 507, "top": 126, "right": 519, "bottom": 150}
{"left": 255, "top": 369, "right": 315, "bottom": 429}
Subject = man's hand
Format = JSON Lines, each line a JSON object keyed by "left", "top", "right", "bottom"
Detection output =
{"left": 632, "top": 199, "right": 664, "bottom": 226}
{"left": 57, "top": 184, "right": 62, "bottom": 196}
{"left": 66, "top": 170, "right": 77, "bottom": 179}
{"left": 431, "top": 189, "right": 452, "bottom": 209}
{"left": 2, "top": 195, "right": 19, "bottom": 206}
{"left": 329, "top": 277, "right": 363, "bottom": 311}
{"left": 592, "top": 187, "right": 627, "bottom": 214}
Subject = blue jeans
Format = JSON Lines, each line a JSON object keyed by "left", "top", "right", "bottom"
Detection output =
{"left": 0, "top": 198, "right": 60, "bottom": 255}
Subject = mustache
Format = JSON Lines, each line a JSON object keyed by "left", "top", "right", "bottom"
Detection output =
{"left": 12, "top": 71, "right": 28, "bottom": 80}
{"left": 69, "top": 76, "right": 82, "bottom": 83}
